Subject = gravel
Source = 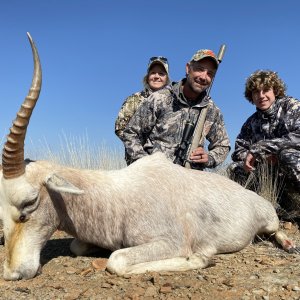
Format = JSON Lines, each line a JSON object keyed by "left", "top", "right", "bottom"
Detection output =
{"left": 1, "top": 222, "right": 300, "bottom": 299}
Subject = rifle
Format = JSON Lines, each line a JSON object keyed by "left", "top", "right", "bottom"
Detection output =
{"left": 174, "top": 45, "right": 226, "bottom": 168}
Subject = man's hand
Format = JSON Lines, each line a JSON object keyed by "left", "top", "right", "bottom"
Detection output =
{"left": 189, "top": 147, "right": 208, "bottom": 164}
{"left": 244, "top": 152, "right": 256, "bottom": 172}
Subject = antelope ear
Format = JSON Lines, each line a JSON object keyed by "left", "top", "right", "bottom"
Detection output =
{"left": 45, "top": 174, "right": 84, "bottom": 195}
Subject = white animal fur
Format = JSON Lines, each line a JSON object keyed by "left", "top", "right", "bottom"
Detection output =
{"left": 0, "top": 152, "right": 293, "bottom": 280}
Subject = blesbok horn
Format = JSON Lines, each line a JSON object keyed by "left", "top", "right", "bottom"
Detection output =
{"left": 2, "top": 32, "right": 42, "bottom": 179}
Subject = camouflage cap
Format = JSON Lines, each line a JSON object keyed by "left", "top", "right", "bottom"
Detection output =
{"left": 147, "top": 56, "right": 169, "bottom": 75}
{"left": 190, "top": 49, "right": 218, "bottom": 66}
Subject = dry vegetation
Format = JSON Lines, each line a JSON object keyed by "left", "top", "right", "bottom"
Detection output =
{"left": 25, "top": 133, "right": 127, "bottom": 170}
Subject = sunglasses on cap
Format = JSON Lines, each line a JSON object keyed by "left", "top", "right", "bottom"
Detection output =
{"left": 149, "top": 56, "right": 168, "bottom": 64}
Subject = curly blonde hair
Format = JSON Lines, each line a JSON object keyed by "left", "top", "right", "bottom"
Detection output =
{"left": 244, "top": 70, "right": 286, "bottom": 103}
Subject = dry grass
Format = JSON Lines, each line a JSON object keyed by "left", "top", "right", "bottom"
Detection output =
{"left": 218, "top": 160, "right": 286, "bottom": 207}
{"left": 24, "top": 133, "right": 126, "bottom": 170}
{"left": 244, "top": 161, "right": 285, "bottom": 207}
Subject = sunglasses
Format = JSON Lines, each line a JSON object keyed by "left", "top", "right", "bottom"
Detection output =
{"left": 149, "top": 56, "right": 168, "bottom": 64}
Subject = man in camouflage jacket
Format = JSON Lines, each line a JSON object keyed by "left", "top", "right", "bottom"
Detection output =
{"left": 229, "top": 70, "right": 300, "bottom": 215}
{"left": 122, "top": 49, "right": 230, "bottom": 170}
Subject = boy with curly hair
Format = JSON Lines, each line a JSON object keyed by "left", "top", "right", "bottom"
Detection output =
{"left": 229, "top": 70, "right": 300, "bottom": 217}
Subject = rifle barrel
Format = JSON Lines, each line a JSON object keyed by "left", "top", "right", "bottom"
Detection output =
{"left": 217, "top": 44, "right": 226, "bottom": 63}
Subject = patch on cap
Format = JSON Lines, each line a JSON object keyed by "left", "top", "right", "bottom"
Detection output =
{"left": 147, "top": 56, "right": 169, "bottom": 74}
{"left": 190, "top": 49, "right": 218, "bottom": 66}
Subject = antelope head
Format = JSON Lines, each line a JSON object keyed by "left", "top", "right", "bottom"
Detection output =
{"left": 0, "top": 33, "right": 48, "bottom": 280}
{"left": 0, "top": 33, "right": 84, "bottom": 281}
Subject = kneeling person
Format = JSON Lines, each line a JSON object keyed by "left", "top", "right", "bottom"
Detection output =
{"left": 229, "top": 70, "right": 300, "bottom": 216}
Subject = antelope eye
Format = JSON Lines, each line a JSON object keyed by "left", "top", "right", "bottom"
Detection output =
{"left": 19, "top": 214, "right": 26, "bottom": 222}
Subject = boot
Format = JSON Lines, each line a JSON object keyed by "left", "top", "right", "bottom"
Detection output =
{"left": 278, "top": 184, "right": 300, "bottom": 220}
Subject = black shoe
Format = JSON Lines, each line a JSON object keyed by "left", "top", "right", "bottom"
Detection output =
{"left": 278, "top": 186, "right": 300, "bottom": 219}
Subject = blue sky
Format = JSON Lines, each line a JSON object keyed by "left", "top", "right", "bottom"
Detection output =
{"left": 1, "top": 1, "right": 299, "bottom": 158}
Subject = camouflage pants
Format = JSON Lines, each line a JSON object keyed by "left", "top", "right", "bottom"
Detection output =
{"left": 227, "top": 148, "right": 300, "bottom": 219}
{"left": 278, "top": 148, "right": 300, "bottom": 190}
{"left": 228, "top": 148, "right": 300, "bottom": 189}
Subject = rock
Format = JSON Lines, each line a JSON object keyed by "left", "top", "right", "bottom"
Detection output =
{"left": 91, "top": 258, "right": 108, "bottom": 270}
{"left": 66, "top": 267, "right": 77, "bottom": 275}
{"left": 283, "top": 222, "right": 293, "bottom": 230}
{"left": 64, "top": 290, "right": 83, "bottom": 300}
{"left": 160, "top": 283, "right": 172, "bottom": 294}
{"left": 80, "top": 268, "right": 93, "bottom": 276}
{"left": 124, "top": 287, "right": 145, "bottom": 299}
{"left": 144, "top": 286, "right": 157, "bottom": 297}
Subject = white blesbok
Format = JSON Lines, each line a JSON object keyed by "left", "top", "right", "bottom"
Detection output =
{"left": 0, "top": 33, "right": 297, "bottom": 281}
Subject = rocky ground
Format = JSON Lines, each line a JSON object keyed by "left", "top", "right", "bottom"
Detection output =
{"left": 1, "top": 222, "right": 300, "bottom": 300}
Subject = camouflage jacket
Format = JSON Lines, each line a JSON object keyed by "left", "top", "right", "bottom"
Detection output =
{"left": 122, "top": 79, "right": 230, "bottom": 169}
{"left": 232, "top": 96, "right": 300, "bottom": 162}
{"left": 115, "top": 87, "right": 152, "bottom": 141}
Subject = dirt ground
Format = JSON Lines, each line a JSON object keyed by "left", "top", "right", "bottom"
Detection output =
{"left": 1, "top": 222, "right": 300, "bottom": 300}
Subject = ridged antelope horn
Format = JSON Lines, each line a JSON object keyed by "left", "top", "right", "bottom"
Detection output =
{"left": 2, "top": 32, "right": 42, "bottom": 179}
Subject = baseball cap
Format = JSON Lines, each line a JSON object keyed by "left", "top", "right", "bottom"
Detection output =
{"left": 190, "top": 49, "right": 219, "bottom": 66}
{"left": 147, "top": 56, "right": 169, "bottom": 75}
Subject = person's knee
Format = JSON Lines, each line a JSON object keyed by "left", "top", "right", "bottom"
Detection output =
{"left": 278, "top": 149, "right": 300, "bottom": 165}
{"left": 278, "top": 148, "right": 300, "bottom": 188}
